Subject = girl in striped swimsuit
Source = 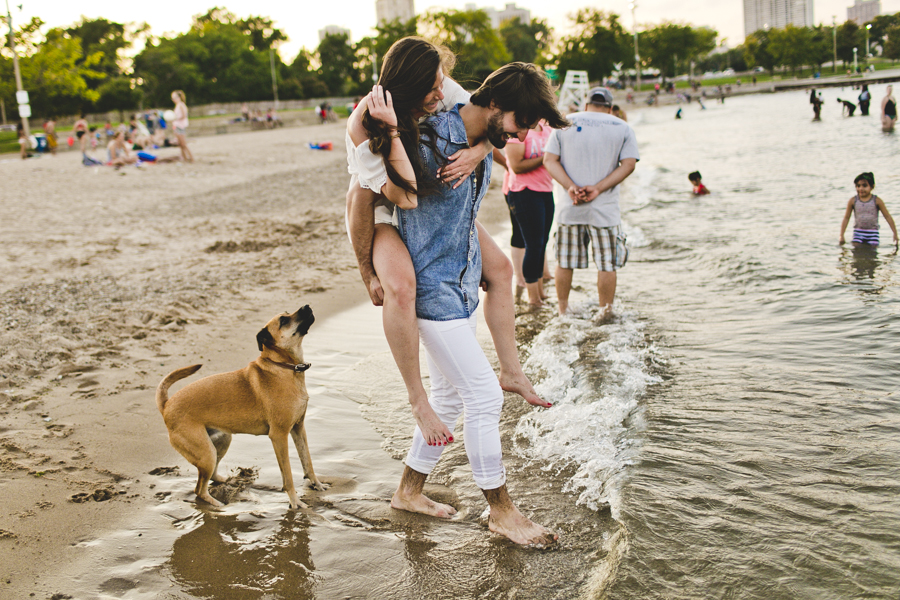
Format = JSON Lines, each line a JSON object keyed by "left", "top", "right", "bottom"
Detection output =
{"left": 839, "top": 172, "right": 898, "bottom": 247}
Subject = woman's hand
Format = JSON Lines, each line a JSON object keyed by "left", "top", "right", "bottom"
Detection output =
{"left": 439, "top": 145, "right": 490, "bottom": 189}
{"left": 366, "top": 85, "right": 398, "bottom": 129}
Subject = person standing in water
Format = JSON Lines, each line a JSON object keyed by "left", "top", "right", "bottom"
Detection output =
{"left": 544, "top": 87, "right": 639, "bottom": 318}
{"left": 881, "top": 85, "right": 897, "bottom": 131}
{"left": 839, "top": 172, "right": 898, "bottom": 247}
{"left": 858, "top": 84, "right": 871, "bottom": 116}
{"left": 689, "top": 171, "right": 710, "bottom": 195}
{"left": 383, "top": 62, "right": 567, "bottom": 546}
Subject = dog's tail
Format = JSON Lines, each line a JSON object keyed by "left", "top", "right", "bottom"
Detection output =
{"left": 156, "top": 364, "right": 202, "bottom": 414}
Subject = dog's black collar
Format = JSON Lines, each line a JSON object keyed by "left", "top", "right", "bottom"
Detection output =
{"left": 265, "top": 358, "right": 311, "bottom": 372}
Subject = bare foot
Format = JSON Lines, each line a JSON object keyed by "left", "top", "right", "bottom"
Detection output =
{"left": 499, "top": 369, "right": 551, "bottom": 408}
{"left": 515, "top": 284, "right": 525, "bottom": 302}
{"left": 488, "top": 506, "right": 558, "bottom": 547}
{"left": 410, "top": 398, "right": 454, "bottom": 446}
{"left": 391, "top": 490, "right": 457, "bottom": 518}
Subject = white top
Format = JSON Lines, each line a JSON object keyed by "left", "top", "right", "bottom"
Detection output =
{"left": 345, "top": 77, "right": 471, "bottom": 193}
{"left": 544, "top": 111, "right": 640, "bottom": 228}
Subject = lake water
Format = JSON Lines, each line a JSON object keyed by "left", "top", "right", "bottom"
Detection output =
{"left": 52, "top": 87, "right": 900, "bottom": 599}
{"left": 562, "top": 86, "right": 900, "bottom": 598}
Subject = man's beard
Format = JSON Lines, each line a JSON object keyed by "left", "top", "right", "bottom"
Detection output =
{"left": 486, "top": 112, "right": 509, "bottom": 148}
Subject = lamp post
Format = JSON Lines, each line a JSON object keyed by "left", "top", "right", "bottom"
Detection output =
{"left": 853, "top": 46, "right": 858, "bottom": 73}
{"left": 866, "top": 23, "right": 872, "bottom": 59}
{"left": 269, "top": 48, "right": 279, "bottom": 108}
{"left": 5, "top": 0, "right": 29, "bottom": 138}
{"left": 832, "top": 16, "right": 838, "bottom": 73}
{"left": 629, "top": 1, "right": 640, "bottom": 92}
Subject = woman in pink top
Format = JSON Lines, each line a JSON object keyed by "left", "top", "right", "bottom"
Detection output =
{"left": 171, "top": 90, "right": 194, "bottom": 163}
{"left": 505, "top": 120, "right": 554, "bottom": 306}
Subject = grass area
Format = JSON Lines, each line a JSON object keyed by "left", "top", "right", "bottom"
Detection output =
{"left": 668, "top": 59, "right": 900, "bottom": 89}
{"left": 0, "top": 130, "right": 19, "bottom": 154}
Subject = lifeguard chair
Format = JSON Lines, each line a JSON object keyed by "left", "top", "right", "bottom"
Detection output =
{"left": 557, "top": 70, "right": 591, "bottom": 111}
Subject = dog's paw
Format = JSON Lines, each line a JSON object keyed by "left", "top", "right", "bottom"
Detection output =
{"left": 309, "top": 480, "right": 329, "bottom": 491}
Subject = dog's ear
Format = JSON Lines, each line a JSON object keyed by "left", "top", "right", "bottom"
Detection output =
{"left": 256, "top": 327, "right": 275, "bottom": 352}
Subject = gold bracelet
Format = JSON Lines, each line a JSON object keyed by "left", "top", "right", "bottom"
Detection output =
{"left": 390, "top": 132, "right": 401, "bottom": 139}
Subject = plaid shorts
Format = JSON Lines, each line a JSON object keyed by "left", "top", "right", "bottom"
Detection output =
{"left": 556, "top": 224, "right": 624, "bottom": 272}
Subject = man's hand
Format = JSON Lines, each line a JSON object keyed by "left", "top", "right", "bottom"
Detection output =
{"left": 567, "top": 185, "right": 585, "bottom": 204}
{"left": 363, "top": 271, "right": 385, "bottom": 306}
{"left": 580, "top": 184, "right": 602, "bottom": 203}
{"left": 440, "top": 145, "right": 489, "bottom": 189}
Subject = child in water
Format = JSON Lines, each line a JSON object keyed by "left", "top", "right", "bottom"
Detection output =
{"left": 839, "top": 172, "right": 898, "bottom": 247}
{"left": 689, "top": 171, "right": 710, "bottom": 195}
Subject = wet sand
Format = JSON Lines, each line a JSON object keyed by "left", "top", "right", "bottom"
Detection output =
{"left": 1, "top": 123, "right": 611, "bottom": 598}
{"left": 0, "top": 123, "right": 374, "bottom": 594}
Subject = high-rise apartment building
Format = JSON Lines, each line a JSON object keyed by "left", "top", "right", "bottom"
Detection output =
{"left": 376, "top": 0, "right": 415, "bottom": 25}
{"left": 318, "top": 25, "right": 351, "bottom": 42}
{"left": 847, "top": 0, "right": 881, "bottom": 24}
{"left": 744, "top": 0, "right": 815, "bottom": 36}
{"left": 464, "top": 2, "right": 531, "bottom": 28}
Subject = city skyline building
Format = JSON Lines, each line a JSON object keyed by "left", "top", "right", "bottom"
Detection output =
{"left": 463, "top": 2, "right": 531, "bottom": 28}
{"left": 318, "top": 25, "right": 351, "bottom": 41}
{"left": 743, "top": 0, "right": 815, "bottom": 36}
{"left": 847, "top": 0, "right": 881, "bottom": 24}
{"left": 376, "top": 0, "right": 415, "bottom": 24}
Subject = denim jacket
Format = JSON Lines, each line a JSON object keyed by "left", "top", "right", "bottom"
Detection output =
{"left": 396, "top": 105, "right": 492, "bottom": 321}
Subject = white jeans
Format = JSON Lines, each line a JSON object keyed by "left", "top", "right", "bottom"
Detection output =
{"left": 404, "top": 315, "right": 506, "bottom": 490}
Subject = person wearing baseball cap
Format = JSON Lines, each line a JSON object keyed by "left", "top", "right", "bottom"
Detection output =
{"left": 587, "top": 87, "right": 614, "bottom": 106}
{"left": 543, "top": 85, "right": 639, "bottom": 318}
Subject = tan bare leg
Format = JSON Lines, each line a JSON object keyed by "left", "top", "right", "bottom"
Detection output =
{"left": 483, "top": 485, "right": 557, "bottom": 547}
{"left": 391, "top": 466, "right": 456, "bottom": 518}
{"left": 477, "top": 222, "right": 549, "bottom": 408}
{"left": 373, "top": 225, "right": 453, "bottom": 446}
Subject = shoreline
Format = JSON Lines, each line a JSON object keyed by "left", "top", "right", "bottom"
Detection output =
{"left": 1, "top": 119, "right": 556, "bottom": 597}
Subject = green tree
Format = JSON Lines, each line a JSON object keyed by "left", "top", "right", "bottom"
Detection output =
{"left": 553, "top": 9, "right": 629, "bottom": 83}
{"left": 420, "top": 9, "right": 510, "bottom": 84}
{"left": 134, "top": 10, "right": 279, "bottom": 106}
{"left": 883, "top": 24, "right": 900, "bottom": 61}
{"left": 499, "top": 17, "right": 552, "bottom": 64}
{"left": 808, "top": 25, "right": 834, "bottom": 70}
{"left": 865, "top": 13, "right": 900, "bottom": 51}
{"left": 94, "top": 77, "right": 142, "bottom": 116}
{"left": 66, "top": 18, "right": 129, "bottom": 83}
{"left": 836, "top": 20, "right": 863, "bottom": 66}
{"left": 769, "top": 25, "right": 813, "bottom": 75}
{"left": 743, "top": 29, "right": 777, "bottom": 74}
{"left": 641, "top": 22, "right": 717, "bottom": 79}
{"left": 20, "top": 27, "right": 104, "bottom": 117}
{"left": 316, "top": 33, "right": 357, "bottom": 95}
{"left": 279, "top": 49, "right": 327, "bottom": 99}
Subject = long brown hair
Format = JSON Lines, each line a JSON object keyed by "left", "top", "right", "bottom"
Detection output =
{"left": 362, "top": 37, "right": 454, "bottom": 196}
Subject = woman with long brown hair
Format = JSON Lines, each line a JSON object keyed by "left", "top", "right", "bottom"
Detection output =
{"left": 345, "top": 37, "right": 548, "bottom": 450}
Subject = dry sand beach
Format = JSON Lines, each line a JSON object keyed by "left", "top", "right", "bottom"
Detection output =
{"left": 0, "top": 123, "right": 606, "bottom": 599}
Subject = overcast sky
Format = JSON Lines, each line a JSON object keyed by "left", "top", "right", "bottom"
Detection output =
{"left": 8, "top": 0, "right": 900, "bottom": 62}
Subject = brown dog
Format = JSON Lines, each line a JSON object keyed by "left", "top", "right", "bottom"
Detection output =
{"left": 155, "top": 305, "right": 325, "bottom": 508}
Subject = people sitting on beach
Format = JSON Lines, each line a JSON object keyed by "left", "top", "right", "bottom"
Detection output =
{"left": 837, "top": 98, "right": 857, "bottom": 117}
{"left": 129, "top": 114, "right": 155, "bottom": 148}
{"left": 675, "top": 108, "right": 683, "bottom": 119}
{"left": 107, "top": 129, "right": 139, "bottom": 167}
{"left": 839, "top": 172, "right": 898, "bottom": 247}
{"left": 17, "top": 122, "right": 31, "bottom": 160}
{"left": 689, "top": 171, "right": 710, "bottom": 195}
